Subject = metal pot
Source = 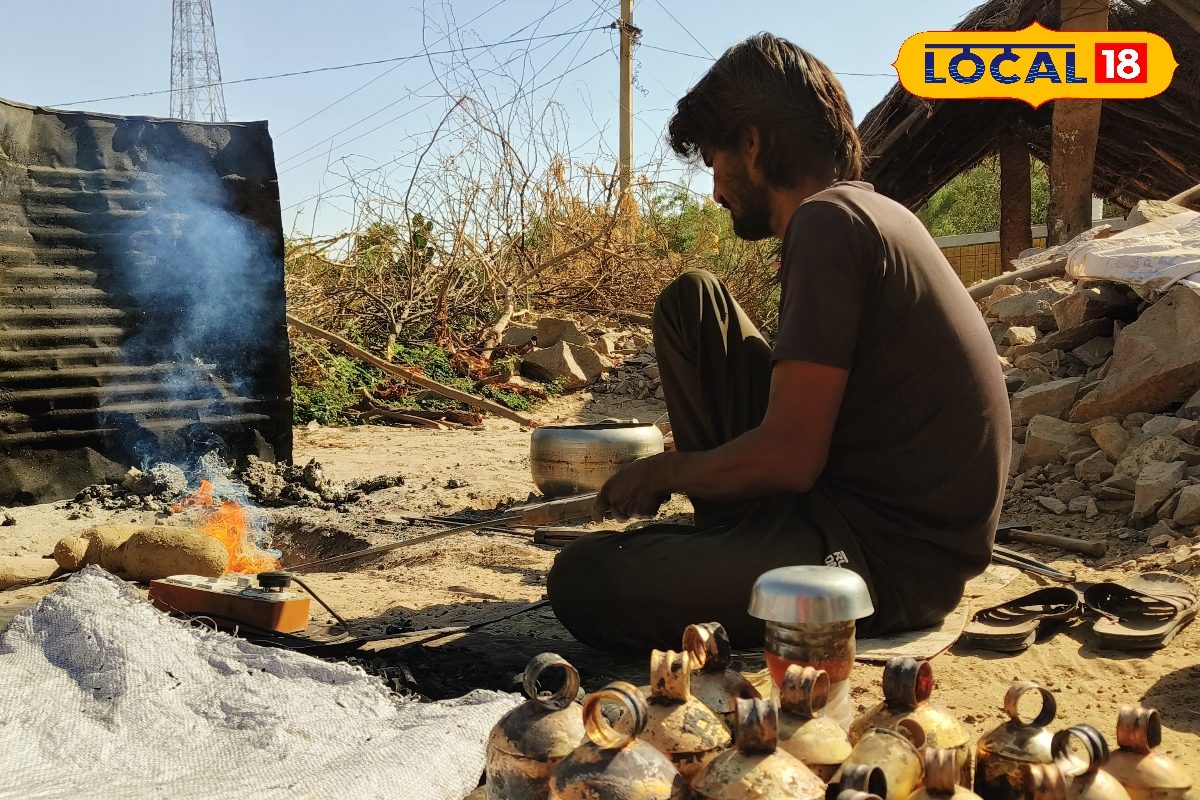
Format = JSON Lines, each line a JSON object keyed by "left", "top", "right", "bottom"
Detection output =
{"left": 776, "top": 664, "right": 852, "bottom": 781}
{"left": 627, "top": 649, "right": 731, "bottom": 781}
{"left": 682, "top": 622, "right": 761, "bottom": 734}
{"left": 1105, "top": 706, "right": 1192, "bottom": 800}
{"left": 833, "top": 721, "right": 926, "bottom": 800}
{"left": 851, "top": 658, "right": 972, "bottom": 785}
{"left": 549, "top": 681, "right": 687, "bottom": 800}
{"left": 974, "top": 682, "right": 1057, "bottom": 800}
{"left": 486, "top": 653, "right": 586, "bottom": 800}
{"left": 530, "top": 419, "right": 664, "bottom": 497}
{"left": 691, "top": 697, "right": 826, "bottom": 800}
{"left": 1051, "top": 724, "right": 1133, "bottom": 800}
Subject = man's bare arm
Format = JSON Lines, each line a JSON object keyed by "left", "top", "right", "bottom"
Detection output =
{"left": 594, "top": 360, "right": 849, "bottom": 519}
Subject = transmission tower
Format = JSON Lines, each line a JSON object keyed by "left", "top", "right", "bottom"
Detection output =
{"left": 169, "top": 0, "right": 228, "bottom": 122}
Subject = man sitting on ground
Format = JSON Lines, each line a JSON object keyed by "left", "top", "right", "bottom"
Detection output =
{"left": 547, "top": 32, "right": 1010, "bottom": 653}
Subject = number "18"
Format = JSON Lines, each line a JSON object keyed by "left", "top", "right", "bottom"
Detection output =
{"left": 1095, "top": 43, "right": 1148, "bottom": 83}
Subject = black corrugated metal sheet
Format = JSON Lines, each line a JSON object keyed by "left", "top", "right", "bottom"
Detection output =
{"left": 0, "top": 98, "right": 292, "bottom": 504}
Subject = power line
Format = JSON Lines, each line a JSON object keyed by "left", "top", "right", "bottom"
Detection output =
{"left": 52, "top": 28, "right": 612, "bottom": 108}
{"left": 649, "top": 0, "right": 714, "bottom": 58}
{"left": 637, "top": 42, "right": 895, "bottom": 77}
{"left": 273, "top": 0, "right": 516, "bottom": 137}
{"left": 277, "top": 8, "right": 607, "bottom": 173}
{"left": 282, "top": 44, "right": 616, "bottom": 215}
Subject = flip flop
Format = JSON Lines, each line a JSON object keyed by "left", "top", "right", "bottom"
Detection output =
{"left": 959, "top": 586, "right": 1082, "bottom": 652}
{"left": 1083, "top": 572, "right": 1198, "bottom": 650}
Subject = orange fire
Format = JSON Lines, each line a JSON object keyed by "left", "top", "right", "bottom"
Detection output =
{"left": 173, "top": 479, "right": 279, "bottom": 574}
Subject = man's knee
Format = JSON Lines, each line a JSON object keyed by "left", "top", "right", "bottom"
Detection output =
{"left": 652, "top": 269, "right": 723, "bottom": 335}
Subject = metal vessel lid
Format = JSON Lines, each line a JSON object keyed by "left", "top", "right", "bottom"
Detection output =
{"left": 748, "top": 566, "right": 874, "bottom": 624}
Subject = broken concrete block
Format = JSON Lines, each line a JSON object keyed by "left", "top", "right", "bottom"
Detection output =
{"left": 1096, "top": 473, "right": 1136, "bottom": 500}
{"left": 1053, "top": 480, "right": 1086, "bottom": 503}
{"left": 1021, "top": 415, "right": 1091, "bottom": 469}
{"left": 1133, "top": 461, "right": 1187, "bottom": 521}
{"left": 1008, "top": 319, "right": 1113, "bottom": 358}
{"left": 1051, "top": 284, "right": 1137, "bottom": 331}
{"left": 990, "top": 285, "right": 1072, "bottom": 328}
{"left": 1002, "top": 326, "right": 1039, "bottom": 347}
{"left": 1038, "top": 496, "right": 1068, "bottom": 515}
{"left": 1072, "top": 337, "right": 1114, "bottom": 368}
{"left": 984, "top": 284, "right": 1024, "bottom": 315}
{"left": 1011, "top": 377, "right": 1084, "bottom": 425}
{"left": 501, "top": 325, "right": 537, "bottom": 348}
{"left": 1142, "top": 415, "right": 1188, "bottom": 438}
{"left": 594, "top": 332, "right": 624, "bottom": 356}
{"left": 1075, "top": 451, "right": 1115, "bottom": 483}
{"left": 1179, "top": 387, "right": 1200, "bottom": 421}
{"left": 1126, "top": 199, "right": 1190, "bottom": 227}
{"left": 535, "top": 317, "right": 590, "bottom": 348}
{"left": 1116, "top": 435, "right": 1200, "bottom": 477}
{"left": 520, "top": 341, "right": 608, "bottom": 389}
{"left": 1071, "top": 287, "right": 1200, "bottom": 421}
{"left": 1174, "top": 485, "right": 1200, "bottom": 527}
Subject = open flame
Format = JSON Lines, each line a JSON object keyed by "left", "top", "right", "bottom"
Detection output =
{"left": 173, "top": 479, "right": 279, "bottom": 574}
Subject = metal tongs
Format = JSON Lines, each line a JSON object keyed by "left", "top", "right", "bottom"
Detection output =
{"left": 992, "top": 544, "right": 1076, "bottom": 582}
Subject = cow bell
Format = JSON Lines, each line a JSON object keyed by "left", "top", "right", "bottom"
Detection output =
{"left": 910, "top": 749, "right": 982, "bottom": 800}
{"left": 852, "top": 658, "right": 971, "bottom": 784}
{"left": 974, "top": 682, "right": 1057, "bottom": 800}
{"left": 1050, "top": 724, "right": 1133, "bottom": 800}
{"left": 833, "top": 720, "right": 926, "bottom": 800}
{"left": 691, "top": 697, "right": 826, "bottom": 800}
{"left": 683, "top": 622, "right": 761, "bottom": 733}
{"left": 486, "top": 653, "right": 586, "bottom": 800}
{"left": 776, "top": 664, "right": 852, "bottom": 781}
{"left": 632, "top": 649, "right": 732, "bottom": 781}
{"left": 1104, "top": 706, "right": 1191, "bottom": 800}
{"left": 548, "top": 681, "right": 687, "bottom": 800}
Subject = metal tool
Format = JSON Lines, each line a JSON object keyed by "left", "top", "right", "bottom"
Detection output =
{"left": 992, "top": 544, "right": 1076, "bottom": 582}
{"left": 996, "top": 521, "right": 1107, "bottom": 557}
{"left": 289, "top": 493, "right": 599, "bottom": 571}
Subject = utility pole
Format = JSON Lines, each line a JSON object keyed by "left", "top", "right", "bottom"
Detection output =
{"left": 170, "top": 0, "right": 229, "bottom": 122}
{"left": 618, "top": 0, "right": 635, "bottom": 202}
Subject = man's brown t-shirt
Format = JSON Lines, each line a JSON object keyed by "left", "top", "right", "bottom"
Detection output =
{"left": 774, "top": 182, "right": 1011, "bottom": 629}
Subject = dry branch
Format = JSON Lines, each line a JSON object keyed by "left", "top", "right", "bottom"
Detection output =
{"left": 286, "top": 312, "right": 541, "bottom": 428}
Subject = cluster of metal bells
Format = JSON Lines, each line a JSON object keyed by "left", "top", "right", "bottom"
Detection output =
{"left": 483, "top": 629, "right": 1190, "bottom": 800}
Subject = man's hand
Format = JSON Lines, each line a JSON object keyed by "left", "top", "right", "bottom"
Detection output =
{"left": 593, "top": 454, "right": 673, "bottom": 522}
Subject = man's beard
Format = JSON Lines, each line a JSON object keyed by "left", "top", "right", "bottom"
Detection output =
{"left": 724, "top": 161, "right": 774, "bottom": 241}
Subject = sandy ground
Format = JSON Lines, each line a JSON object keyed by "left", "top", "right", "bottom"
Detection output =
{"left": 3, "top": 389, "right": 1199, "bottom": 772}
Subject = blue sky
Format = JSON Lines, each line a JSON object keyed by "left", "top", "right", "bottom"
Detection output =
{"left": 0, "top": 1, "right": 979, "bottom": 236}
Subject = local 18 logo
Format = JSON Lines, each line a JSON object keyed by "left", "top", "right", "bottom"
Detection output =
{"left": 893, "top": 22, "right": 1177, "bottom": 107}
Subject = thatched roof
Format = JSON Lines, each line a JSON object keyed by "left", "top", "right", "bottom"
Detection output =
{"left": 858, "top": 0, "right": 1200, "bottom": 211}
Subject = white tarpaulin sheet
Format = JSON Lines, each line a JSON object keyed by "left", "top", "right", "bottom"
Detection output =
{"left": 0, "top": 568, "right": 519, "bottom": 799}
{"left": 1067, "top": 210, "right": 1200, "bottom": 296}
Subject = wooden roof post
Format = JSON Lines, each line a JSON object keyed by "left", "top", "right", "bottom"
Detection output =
{"left": 999, "top": 129, "right": 1033, "bottom": 271}
{"left": 1046, "top": 0, "right": 1109, "bottom": 245}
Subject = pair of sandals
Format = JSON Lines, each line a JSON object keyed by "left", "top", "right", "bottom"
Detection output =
{"left": 960, "top": 572, "right": 1197, "bottom": 652}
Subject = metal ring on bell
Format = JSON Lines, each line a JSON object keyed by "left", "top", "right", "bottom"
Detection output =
{"left": 1004, "top": 682, "right": 1057, "bottom": 728}
{"left": 683, "top": 622, "right": 732, "bottom": 671}
{"left": 583, "top": 681, "right": 647, "bottom": 749}
{"left": 522, "top": 652, "right": 581, "bottom": 711}
{"left": 734, "top": 697, "right": 778, "bottom": 754}
{"left": 1116, "top": 705, "right": 1161, "bottom": 754}
{"left": 841, "top": 763, "right": 889, "bottom": 797}
{"left": 883, "top": 657, "right": 934, "bottom": 710}
{"left": 1027, "top": 763, "right": 1069, "bottom": 800}
{"left": 780, "top": 665, "right": 829, "bottom": 718}
{"left": 1052, "top": 723, "right": 1110, "bottom": 777}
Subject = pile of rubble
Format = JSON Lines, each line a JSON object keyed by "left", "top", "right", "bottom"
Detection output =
{"left": 504, "top": 315, "right": 664, "bottom": 398}
{"left": 987, "top": 200, "right": 1200, "bottom": 572}
{"left": 59, "top": 457, "right": 403, "bottom": 518}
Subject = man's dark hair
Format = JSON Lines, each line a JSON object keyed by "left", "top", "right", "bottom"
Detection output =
{"left": 668, "top": 33, "right": 864, "bottom": 187}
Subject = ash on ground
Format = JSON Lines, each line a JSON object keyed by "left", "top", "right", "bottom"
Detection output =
{"left": 58, "top": 456, "right": 403, "bottom": 517}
